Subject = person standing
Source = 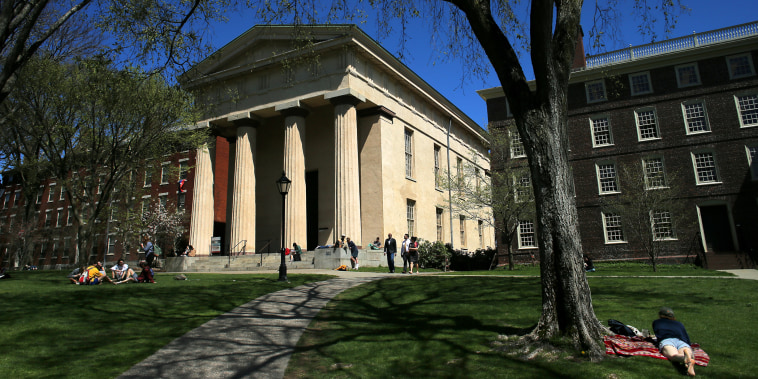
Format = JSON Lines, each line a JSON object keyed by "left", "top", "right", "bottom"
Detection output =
{"left": 400, "top": 234, "right": 410, "bottom": 274}
{"left": 384, "top": 233, "right": 397, "bottom": 273}
{"left": 653, "top": 307, "right": 696, "bottom": 376}
{"left": 408, "top": 236, "right": 420, "bottom": 274}
{"left": 347, "top": 237, "right": 359, "bottom": 270}
{"left": 141, "top": 236, "right": 155, "bottom": 267}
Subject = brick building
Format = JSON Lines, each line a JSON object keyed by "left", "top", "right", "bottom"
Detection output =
{"left": 479, "top": 21, "right": 758, "bottom": 269}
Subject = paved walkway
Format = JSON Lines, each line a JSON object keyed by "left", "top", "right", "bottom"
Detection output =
{"left": 118, "top": 271, "right": 396, "bottom": 379}
{"left": 118, "top": 268, "right": 757, "bottom": 379}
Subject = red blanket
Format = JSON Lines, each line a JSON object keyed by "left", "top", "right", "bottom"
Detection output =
{"left": 604, "top": 335, "right": 709, "bottom": 366}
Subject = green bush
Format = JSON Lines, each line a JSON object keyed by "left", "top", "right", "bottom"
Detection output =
{"left": 418, "top": 241, "right": 452, "bottom": 269}
{"left": 449, "top": 247, "right": 497, "bottom": 271}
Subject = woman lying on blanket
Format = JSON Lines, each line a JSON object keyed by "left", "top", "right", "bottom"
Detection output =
{"left": 653, "top": 307, "right": 696, "bottom": 376}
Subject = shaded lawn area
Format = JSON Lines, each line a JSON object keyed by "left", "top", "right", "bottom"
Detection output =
{"left": 286, "top": 275, "right": 757, "bottom": 378}
{"left": 0, "top": 271, "right": 333, "bottom": 379}
{"left": 435, "top": 262, "right": 733, "bottom": 277}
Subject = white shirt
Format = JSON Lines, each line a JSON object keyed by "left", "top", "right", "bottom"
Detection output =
{"left": 111, "top": 263, "right": 128, "bottom": 273}
{"left": 401, "top": 239, "right": 410, "bottom": 253}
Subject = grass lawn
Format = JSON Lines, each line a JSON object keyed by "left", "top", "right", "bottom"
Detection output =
{"left": 286, "top": 273, "right": 757, "bottom": 378}
{"left": 0, "top": 270, "right": 333, "bottom": 379}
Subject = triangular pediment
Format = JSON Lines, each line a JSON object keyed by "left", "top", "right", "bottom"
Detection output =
{"left": 183, "top": 25, "right": 355, "bottom": 81}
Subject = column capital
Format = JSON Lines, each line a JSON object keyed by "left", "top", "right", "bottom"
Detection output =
{"left": 227, "top": 111, "right": 261, "bottom": 127}
{"left": 357, "top": 106, "right": 395, "bottom": 120}
{"left": 325, "top": 88, "right": 365, "bottom": 106}
{"left": 275, "top": 100, "right": 311, "bottom": 118}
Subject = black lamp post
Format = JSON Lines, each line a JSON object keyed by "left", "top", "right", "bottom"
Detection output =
{"left": 276, "top": 172, "right": 291, "bottom": 282}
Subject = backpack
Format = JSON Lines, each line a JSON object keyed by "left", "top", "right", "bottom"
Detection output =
{"left": 608, "top": 319, "right": 637, "bottom": 337}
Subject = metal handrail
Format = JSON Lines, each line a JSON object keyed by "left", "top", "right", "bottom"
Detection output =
{"left": 580, "top": 21, "right": 758, "bottom": 70}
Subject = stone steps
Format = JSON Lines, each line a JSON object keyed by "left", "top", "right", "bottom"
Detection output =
{"left": 162, "top": 249, "right": 390, "bottom": 272}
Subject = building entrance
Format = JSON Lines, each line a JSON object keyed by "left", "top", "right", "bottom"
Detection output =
{"left": 699, "top": 204, "right": 736, "bottom": 252}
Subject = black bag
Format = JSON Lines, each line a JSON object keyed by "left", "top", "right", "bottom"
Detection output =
{"left": 608, "top": 319, "right": 637, "bottom": 337}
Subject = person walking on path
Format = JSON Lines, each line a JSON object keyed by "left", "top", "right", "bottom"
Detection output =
{"left": 407, "top": 236, "right": 420, "bottom": 274}
{"left": 400, "top": 234, "right": 410, "bottom": 274}
{"left": 384, "top": 233, "right": 397, "bottom": 273}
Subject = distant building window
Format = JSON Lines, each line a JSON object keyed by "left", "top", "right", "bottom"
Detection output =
{"left": 602, "top": 212, "right": 625, "bottom": 243}
{"left": 478, "top": 220, "right": 484, "bottom": 248}
{"left": 141, "top": 198, "right": 150, "bottom": 215}
{"left": 596, "top": 163, "right": 619, "bottom": 194}
{"left": 2, "top": 193, "right": 8, "bottom": 209}
{"left": 159, "top": 194, "right": 168, "bottom": 210}
{"left": 590, "top": 115, "right": 613, "bottom": 147}
{"left": 746, "top": 145, "right": 758, "bottom": 181}
{"left": 643, "top": 156, "right": 667, "bottom": 189}
{"left": 161, "top": 163, "right": 170, "bottom": 184}
{"left": 692, "top": 151, "right": 720, "bottom": 185}
{"left": 735, "top": 93, "right": 758, "bottom": 128}
{"left": 510, "top": 130, "right": 526, "bottom": 158}
{"left": 56, "top": 208, "right": 64, "bottom": 228}
{"left": 406, "top": 199, "right": 415, "bottom": 238}
{"left": 682, "top": 101, "right": 710, "bottom": 134}
{"left": 59, "top": 187, "right": 65, "bottom": 201}
{"left": 515, "top": 174, "right": 531, "bottom": 202}
{"left": 651, "top": 210, "right": 675, "bottom": 240}
{"left": 459, "top": 215, "right": 466, "bottom": 246}
{"left": 36, "top": 188, "right": 43, "bottom": 204}
{"left": 434, "top": 145, "right": 441, "bottom": 189}
{"left": 585, "top": 80, "right": 607, "bottom": 103}
{"left": 48, "top": 185, "right": 56, "bottom": 202}
{"left": 404, "top": 129, "right": 414, "bottom": 178}
{"left": 727, "top": 53, "right": 755, "bottom": 79}
{"left": 436, "top": 208, "right": 444, "bottom": 242}
{"left": 635, "top": 108, "right": 660, "bottom": 141}
{"left": 518, "top": 220, "right": 536, "bottom": 248}
{"left": 14, "top": 190, "right": 20, "bottom": 206}
{"left": 178, "top": 193, "right": 186, "bottom": 210}
{"left": 629, "top": 72, "right": 653, "bottom": 95}
{"left": 44, "top": 210, "right": 52, "bottom": 228}
{"left": 144, "top": 167, "right": 153, "bottom": 187}
{"left": 179, "top": 161, "right": 189, "bottom": 180}
{"left": 675, "top": 63, "right": 701, "bottom": 88}
{"left": 66, "top": 207, "right": 73, "bottom": 226}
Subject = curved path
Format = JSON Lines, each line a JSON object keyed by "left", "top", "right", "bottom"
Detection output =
{"left": 118, "top": 272, "right": 393, "bottom": 379}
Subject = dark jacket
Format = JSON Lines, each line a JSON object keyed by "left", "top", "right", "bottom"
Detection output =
{"left": 384, "top": 238, "right": 397, "bottom": 254}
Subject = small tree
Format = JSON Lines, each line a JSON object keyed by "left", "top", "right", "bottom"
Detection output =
{"left": 438, "top": 125, "right": 535, "bottom": 270}
{"left": 601, "top": 163, "right": 691, "bottom": 271}
{"left": 140, "top": 204, "right": 188, "bottom": 257}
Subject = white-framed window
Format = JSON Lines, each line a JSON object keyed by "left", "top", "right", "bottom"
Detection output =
{"left": 590, "top": 115, "right": 613, "bottom": 147}
{"left": 141, "top": 196, "right": 151, "bottom": 215}
{"left": 596, "top": 162, "right": 620, "bottom": 194}
{"left": 514, "top": 174, "right": 531, "bottom": 202}
{"left": 44, "top": 210, "right": 52, "bottom": 228}
{"left": 518, "top": 220, "right": 537, "bottom": 249}
{"left": 682, "top": 101, "right": 710, "bottom": 134}
{"left": 651, "top": 210, "right": 675, "bottom": 240}
{"left": 144, "top": 167, "right": 153, "bottom": 187}
{"left": 735, "top": 93, "right": 758, "bottom": 128}
{"left": 691, "top": 151, "right": 720, "bottom": 185}
{"left": 56, "top": 208, "right": 64, "bottom": 227}
{"left": 36, "top": 187, "right": 44, "bottom": 204}
{"left": 459, "top": 215, "right": 466, "bottom": 246}
{"left": 160, "top": 162, "right": 170, "bottom": 184}
{"left": 159, "top": 193, "right": 168, "bottom": 210}
{"left": 179, "top": 160, "right": 189, "bottom": 180}
{"left": 434, "top": 145, "right": 441, "bottom": 189}
{"left": 635, "top": 108, "right": 660, "bottom": 141}
{"left": 585, "top": 79, "right": 607, "bottom": 103}
{"left": 509, "top": 130, "right": 526, "bottom": 158}
{"left": 629, "top": 71, "right": 653, "bottom": 96}
{"left": 727, "top": 53, "right": 755, "bottom": 79}
{"left": 14, "top": 190, "right": 20, "bottom": 207}
{"left": 51, "top": 241, "right": 59, "bottom": 258}
{"left": 177, "top": 193, "right": 186, "bottom": 210}
{"left": 2, "top": 192, "right": 8, "bottom": 209}
{"left": 66, "top": 207, "right": 73, "bottom": 226}
{"left": 436, "top": 207, "right": 444, "bottom": 242}
{"left": 746, "top": 145, "right": 758, "bottom": 181}
{"left": 59, "top": 186, "right": 65, "bottom": 201}
{"left": 404, "top": 129, "right": 414, "bottom": 179}
{"left": 406, "top": 199, "right": 415, "bottom": 238}
{"left": 675, "top": 63, "right": 701, "bottom": 88}
{"left": 602, "top": 212, "right": 625, "bottom": 243}
{"left": 643, "top": 156, "right": 667, "bottom": 189}
{"left": 47, "top": 184, "right": 56, "bottom": 202}
{"left": 456, "top": 157, "right": 463, "bottom": 188}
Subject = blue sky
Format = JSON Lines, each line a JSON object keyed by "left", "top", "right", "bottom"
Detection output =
{"left": 207, "top": 1, "right": 758, "bottom": 129}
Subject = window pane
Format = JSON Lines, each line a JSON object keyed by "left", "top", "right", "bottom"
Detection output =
{"left": 684, "top": 102, "right": 709, "bottom": 133}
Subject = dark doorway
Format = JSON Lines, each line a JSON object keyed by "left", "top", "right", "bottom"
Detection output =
{"left": 213, "top": 222, "right": 225, "bottom": 255}
{"left": 699, "top": 204, "right": 735, "bottom": 252}
{"left": 306, "top": 171, "right": 319, "bottom": 250}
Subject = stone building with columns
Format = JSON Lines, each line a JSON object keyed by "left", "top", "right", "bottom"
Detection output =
{"left": 181, "top": 25, "right": 494, "bottom": 256}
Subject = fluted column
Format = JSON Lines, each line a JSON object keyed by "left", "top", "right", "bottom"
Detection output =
{"left": 279, "top": 105, "right": 309, "bottom": 249}
{"left": 229, "top": 120, "right": 258, "bottom": 254}
{"left": 189, "top": 143, "right": 214, "bottom": 256}
{"left": 328, "top": 92, "right": 364, "bottom": 245}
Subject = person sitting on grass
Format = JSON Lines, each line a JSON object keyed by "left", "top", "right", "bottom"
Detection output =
{"left": 67, "top": 266, "right": 86, "bottom": 284}
{"left": 584, "top": 255, "right": 596, "bottom": 272}
{"left": 111, "top": 259, "right": 136, "bottom": 283}
{"left": 653, "top": 307, "right": 696, "bottom": 376}
{"left": 84, "top": 261, "right": 115, "bottom": 285}
{"left": 116, "top": 261, "right": 155, "bottom": 284}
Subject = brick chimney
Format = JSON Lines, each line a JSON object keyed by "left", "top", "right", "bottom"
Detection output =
{"left": 572, "top": 26, "right": 586, "bottom": 70}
